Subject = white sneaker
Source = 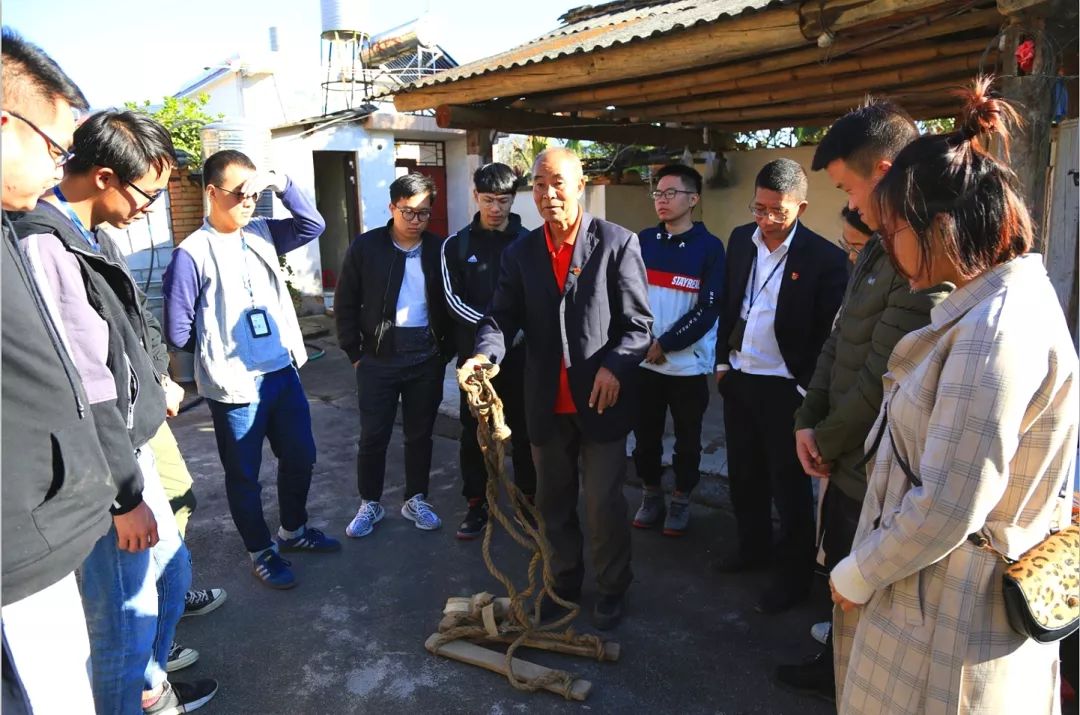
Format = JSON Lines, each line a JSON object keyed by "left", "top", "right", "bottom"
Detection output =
{"left": 401, "top": 494, "right": 441, "bottom": 531}
{"left": 810, "top": 620, "right": 831, "bottom": 645}
{"left": 346, "top": 501, "right": 384, "bottom": 538}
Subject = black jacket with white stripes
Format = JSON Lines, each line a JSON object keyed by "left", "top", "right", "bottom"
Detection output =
{"left": 440, "top": 212, "right": 529, "bottom": 361}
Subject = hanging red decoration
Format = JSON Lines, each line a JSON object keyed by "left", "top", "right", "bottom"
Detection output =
{"left": 1016, "top": 39, "right": 1036, "bottom": 74}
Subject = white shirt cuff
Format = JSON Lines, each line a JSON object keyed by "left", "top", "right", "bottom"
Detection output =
{"left": 715, "top": 364, "right": 730, "bottom": 372}
{"left": 830, "top": 553, "right": 875, "bottom": 604}
{"left": 796, "top": 384, "right": 807, "bottom": 397}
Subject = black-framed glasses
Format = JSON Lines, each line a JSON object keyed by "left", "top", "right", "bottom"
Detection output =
{"left": 839, "top": 236, "right": 863, "bottom": 255}
{"left": 212, "top": 184, "right": 261, "bottom": 202}
{"left": 395, "top": 205, "right": 432, "bottom": 222}
{"left": 6, "top": 109, "right": 74, "bottom": 167}
{"left": 748, "top": 203, "right": 791, "bottom": 223}
{"left": 650, "top": 188, "right": 696, "bottom": 201}
{"left": 124, "top": 179, "right": 166, "bottom": 206}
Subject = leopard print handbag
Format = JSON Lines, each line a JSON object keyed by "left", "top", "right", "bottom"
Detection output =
{"left": 998, "top": 523, "right": 1080, "bottom": 643}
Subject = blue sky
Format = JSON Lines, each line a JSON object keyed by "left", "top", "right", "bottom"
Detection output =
{"left": 4, "top": 0, "right": 586, "bottom": 107}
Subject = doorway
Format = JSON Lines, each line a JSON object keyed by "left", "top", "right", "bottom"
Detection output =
{"left": 394, "top": 140, "right": 448, "bottom": 237}
{"left": 313, "top": 151, "right": 361, "bottom": 301}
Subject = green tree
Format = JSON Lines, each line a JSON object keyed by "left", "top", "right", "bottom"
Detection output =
{"left": 123, "top": 94, "right": 222, "bottom": 170}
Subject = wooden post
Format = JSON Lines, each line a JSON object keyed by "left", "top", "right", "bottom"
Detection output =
{"left": 996, "top": 1, "right": 1077, "bottom": 249}
{"left": 466, "top": 129, "right": 494, "bottom": 164}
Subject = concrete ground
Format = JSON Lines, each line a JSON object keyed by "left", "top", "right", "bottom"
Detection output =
{"left": 168, "top": 320, "right": 835, "bottom": 714}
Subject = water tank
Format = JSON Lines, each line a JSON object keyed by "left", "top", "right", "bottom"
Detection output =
{"left": 320, "top": 0, "right": 366, "bottom": 41}
{"left": 365, "top": 16, "right": 437, "bottom": 66}
{"left": 200, "top": 122, "right": 271, "bottom": 168}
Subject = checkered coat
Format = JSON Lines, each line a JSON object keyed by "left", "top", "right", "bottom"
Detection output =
{"left": 832, "top": 255, "right": 1079, "bottom": 715}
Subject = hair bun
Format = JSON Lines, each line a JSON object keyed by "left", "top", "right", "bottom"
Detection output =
{"left": 954, "top": 76, "right": 1022, "bottom": 153}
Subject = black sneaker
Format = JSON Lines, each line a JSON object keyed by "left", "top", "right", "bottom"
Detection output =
{"left": 537, "top": 588, "right": 581, "bottom": 623}
{"left": 591, "top": 593, "right": 625, "bottom": 631}
{"left": 182, "top": 588, "right": 227, "bottom": 618}
{"left": 143, "top": 679, "right": 219, "bottom": 714}
{"left": 774, "top": 649, "right": 836, "bottom": 702}
{"left": 456, "top": 502, "right": 488, "bottom": 540}
{"left": 165, "top": 640, "right": 198, "bottom": 672}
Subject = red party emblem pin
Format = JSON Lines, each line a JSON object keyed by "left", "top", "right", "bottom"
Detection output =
{"left": 571, "top": 267, "right": 582, "bottom": 276}
{"left": 790, "top": 271, "right": 800, "bottom": 280}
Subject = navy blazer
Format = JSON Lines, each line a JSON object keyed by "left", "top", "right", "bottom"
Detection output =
{"left": 474, "top": 212, "right": 653, "bottom": 445}
{"left": 715, "top": 221, "right": 847, "bottom": 389}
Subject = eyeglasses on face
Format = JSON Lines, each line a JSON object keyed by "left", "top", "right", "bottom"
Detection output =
{"left": 6, "top": 109, "right": 74, "bottom": 167}
{"left": 395, "top": 205, "right": 432, "bottom": 222}
{"left": 123, "top": 179, "right": 166, "bottom": 206}
{"left": 839, "top": 236, "right": 862, "bottom": 255}
{"left": 213, "top": 185, "right": 261, "bottom": 203}
{"left": 748, "top": 203, "right": 791, "bottom": 223}
{"left": 650, "top": 188, "right": 696, "bottom": 201}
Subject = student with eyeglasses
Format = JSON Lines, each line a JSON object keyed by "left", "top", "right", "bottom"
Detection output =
{"left": 335, "top": 172, "right": 455, "bottom": 540}
{"left": 440, "top": 163, "right": 536, "bottom": 540}
{"left": 13, "top": 108, "right": 222, "bottom": 714}
{"left": 712, "top": 158, "right": 847, "bottom": 616}
{"left": 163, "top": 149, "right": 340, "bottom": 592}
{"left": 1, "top": 27, "right": 118, "bottom": 715}
{"left": 630, "top": 163, "right": 725, "bottom": 538}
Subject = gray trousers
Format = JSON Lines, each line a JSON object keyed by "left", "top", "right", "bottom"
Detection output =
{"left": 531, "top": 415, "right": 633, "bottom": 597}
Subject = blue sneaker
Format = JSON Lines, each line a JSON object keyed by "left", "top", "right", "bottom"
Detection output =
{"left": 346, "top": 501, "right": 384, "bottom": 538}
{"left": 277, "top": 526, "right": 341, "bottom": 553}
{"left": 401, "top": 494, "right": 441, "bottom": 531}
{"left": 251, "top": 550, "right": 295, "bottom": 590}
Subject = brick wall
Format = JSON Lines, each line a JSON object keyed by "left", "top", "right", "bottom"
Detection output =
{"left": 167, "top": 166, "right": 205, "bottom": 245}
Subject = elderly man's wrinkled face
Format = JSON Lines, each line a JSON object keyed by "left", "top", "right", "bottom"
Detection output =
{"left": 532, "top": 152, "right": 585, "bottom": 227}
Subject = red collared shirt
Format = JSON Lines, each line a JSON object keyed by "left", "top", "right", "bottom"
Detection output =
{"left": 544, "top": 219, "right": 579, "bottom": 414}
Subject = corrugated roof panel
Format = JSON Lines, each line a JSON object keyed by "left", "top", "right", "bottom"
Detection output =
{"left": 383, "top": 0, "right": 784, "bottom": 95}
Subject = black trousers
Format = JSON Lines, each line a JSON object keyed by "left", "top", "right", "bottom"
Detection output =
{"left": 819, "top": 481, "right": 863, "bottom": 572}
{"left": 531, "top": 415, "right": 633, "bottom": 597}
{"left": 356, "top": 353, "right": 444, "bottom": 502}
{"left": 459, "top": 351, "right": 536, "bottom": 501}
{"left": 632, "top": 368, "right": 709, "bottom": 494}
{"left": 721, "top": 370, "right": 815, "bottom": 593}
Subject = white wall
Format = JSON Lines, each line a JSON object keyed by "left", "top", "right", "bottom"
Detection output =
{"left": 510, "top": 146, "right": 849, "bottom": 245}
{"left": 444, "top": 137, "right": 470, "bottom": 234}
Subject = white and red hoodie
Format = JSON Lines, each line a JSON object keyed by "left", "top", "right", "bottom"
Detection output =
{"left": 637, "top": 221, "right": 726, "bottom": 377}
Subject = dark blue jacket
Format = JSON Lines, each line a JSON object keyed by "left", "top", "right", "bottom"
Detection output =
{"left": 475, "top": 212, "right": 653, "bottom": 444}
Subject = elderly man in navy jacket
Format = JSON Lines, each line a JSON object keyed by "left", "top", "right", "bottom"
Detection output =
{"left": 465, "top": 148, "right": 652, "bottom": 630}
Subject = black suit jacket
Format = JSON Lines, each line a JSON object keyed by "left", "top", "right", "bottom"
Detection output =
{"left": 715, "top": 221, "right": 847, "bottom": 388}
{"left": 474, "top": 212, "right": 653, "bottom": 445}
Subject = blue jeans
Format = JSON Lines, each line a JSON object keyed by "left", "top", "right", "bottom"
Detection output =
{"left": 207, "top": 365, "right": 316, "bottom": 552}
{"left": 80, "top": 448, "right": 191, "bottom": 715}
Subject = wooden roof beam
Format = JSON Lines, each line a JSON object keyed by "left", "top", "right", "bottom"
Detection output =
{"left": 672, "top": 82, "right": 963, "bottom": 124}
{"left": 434, "top": 104, "right": 711, "bottom": 149}
{"left": 627, "top": 53, "right": 988, "bottom": 118}
{"left": 588, "top": 39, "right": 994, "bottom": 115}
{"left": 516, "top": 8, "right": 1000, "bottom": 112}
{"left": 394, "top": 0, "right": 961, "bottom": 112}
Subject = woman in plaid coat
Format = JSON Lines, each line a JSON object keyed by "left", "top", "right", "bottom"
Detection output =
{"left": 829, "top": 78, "right": 1079, "bottom": 714}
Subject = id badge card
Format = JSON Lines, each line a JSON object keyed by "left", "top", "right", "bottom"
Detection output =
{"left": 246, "top": 308, "right": 272, "bottom": 338}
